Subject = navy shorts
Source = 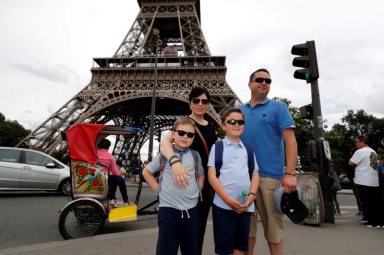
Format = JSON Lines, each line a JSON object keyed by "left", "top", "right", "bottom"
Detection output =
{"left": 212, "top": 204, "right": 251, "bottom": 254}
{"left": 157, "top": 206, "right": 199, "bottom": 255}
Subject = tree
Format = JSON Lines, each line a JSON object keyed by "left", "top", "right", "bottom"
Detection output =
{"left": 0, "top": 112, "right": 30, "bottom": 147}
{"left": 325, "top": 109, "right": 384, "bottom": 172}
{"left": 273, "top": 97, "right": 314, "bottom": 168}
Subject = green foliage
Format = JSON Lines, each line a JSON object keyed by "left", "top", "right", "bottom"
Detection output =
{"left": 273, "top": 97, "right": 314, "bottom": 168}
{"left": 272, "top": 100, "right": 384, "bottom": 173}
{"left": 0, "top": 112, "right": 30, "bottom": 147}
{"left": 326, "top": 109, "right": 384, "bottom": 172}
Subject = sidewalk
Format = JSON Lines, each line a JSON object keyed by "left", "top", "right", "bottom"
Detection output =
{"left": 1, "top": 209, "right": 383, "bottom": 255}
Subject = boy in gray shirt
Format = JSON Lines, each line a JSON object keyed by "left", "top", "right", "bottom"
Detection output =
{"left": 142, "top": 117, "right": 204, "bottom": 255}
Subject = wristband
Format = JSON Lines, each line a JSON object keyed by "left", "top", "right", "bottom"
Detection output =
{"left": 248, "top": 192, "right": 256, "bottom": 197}
{"left": 170, "top": 159, "right": 181, "bottom": 166}
{"left": 285, "top": 172, "right": 296, "bottom": 176}
{"left": 168, "top": 155, "right": 179, "bottom": 164}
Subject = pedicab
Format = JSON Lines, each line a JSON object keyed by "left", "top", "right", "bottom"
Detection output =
{"left": 58, "top": 123, "right": 159, "bottom": 239}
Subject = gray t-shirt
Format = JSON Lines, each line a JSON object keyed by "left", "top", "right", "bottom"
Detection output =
{"left": 147, "top": 148, "right": 204, "bottom": 210}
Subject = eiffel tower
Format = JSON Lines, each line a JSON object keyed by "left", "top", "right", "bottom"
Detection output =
{"left": 17, "top": 0, "right": 241, "bottom": 162}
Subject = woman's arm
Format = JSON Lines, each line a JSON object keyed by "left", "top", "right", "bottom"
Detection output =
{"left": 159, "top": 131, "right": 190, "bottom": 188}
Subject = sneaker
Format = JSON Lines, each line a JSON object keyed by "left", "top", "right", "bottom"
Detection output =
{"left": 109, "top": 199, "right": 119, "bottom": 208}
{"left": 355, "top": 211, "right": 363, "bottom": 216}
{"left": 124, "top": 202, "right": 129, "bottom": 207}
{"left": 361, "top": 222, "right": 381, "bottom": 228}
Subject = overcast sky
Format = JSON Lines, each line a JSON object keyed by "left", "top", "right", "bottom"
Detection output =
{"left": 1, "top": 0, "right": 383, "bottom": 132}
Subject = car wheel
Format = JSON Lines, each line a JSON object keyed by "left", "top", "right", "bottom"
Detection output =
{"left": 59, "top": 179, "right": 72, "bottom": 196}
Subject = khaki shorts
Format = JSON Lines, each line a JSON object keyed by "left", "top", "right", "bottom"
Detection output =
{"left": 249, "top": 177, "right": 284, "bottom": 243}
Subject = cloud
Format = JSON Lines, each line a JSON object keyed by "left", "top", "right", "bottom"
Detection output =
{"left": 9, "top": 62, "right": 80, "bottom": 84}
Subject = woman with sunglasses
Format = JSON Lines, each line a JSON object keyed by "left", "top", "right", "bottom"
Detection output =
{"left": 160, "top": 87, "right": 217, "bottom": 255}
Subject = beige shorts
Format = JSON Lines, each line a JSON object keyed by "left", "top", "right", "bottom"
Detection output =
{"left": 249, "top": 177, "right": 284, "bottom": 243}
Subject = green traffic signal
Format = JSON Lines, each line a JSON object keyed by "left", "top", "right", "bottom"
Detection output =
{"left": 291, "top": 41, "right": 319, "bottom": 83}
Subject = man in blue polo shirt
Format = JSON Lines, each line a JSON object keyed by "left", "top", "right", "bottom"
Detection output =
{"left": 239, "top": 68, "right": 298, "bottom": 255}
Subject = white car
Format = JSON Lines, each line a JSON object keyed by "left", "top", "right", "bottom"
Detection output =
{"left": 0, "top": 147, "right": 71, "bottom": 195}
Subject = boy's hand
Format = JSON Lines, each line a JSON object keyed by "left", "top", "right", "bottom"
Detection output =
{"left": 172, "top": 162, "right": 191, "bottom": 189}
{"left": 226, "top": 198, "right": 247, "bottom": 213}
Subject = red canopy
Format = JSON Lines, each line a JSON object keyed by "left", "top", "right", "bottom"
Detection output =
{"left": 66, "top": 124, "right": 107, "bottom": 164}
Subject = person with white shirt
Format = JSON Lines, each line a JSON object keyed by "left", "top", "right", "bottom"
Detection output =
{"left": 349, "top": 135, "right": 382, "bottom": 228}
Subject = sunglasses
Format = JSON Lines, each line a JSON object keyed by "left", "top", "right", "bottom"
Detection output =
{"left": 191, "top": 98, "right": 209, "bottom": 105}
{"left": 225, "top": 119, "right": 245, "bottom": 126}
{"left": 252, "top": 77, "right": 272, "bottom": 84}
{"left": 175, "top": 129, "right": 195, "bottom": 138}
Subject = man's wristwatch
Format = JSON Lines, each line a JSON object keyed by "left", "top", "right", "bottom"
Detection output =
{"left": 284, "top": 172, "right": 296, "bottom": 176}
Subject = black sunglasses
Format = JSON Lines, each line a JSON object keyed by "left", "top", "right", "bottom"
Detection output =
{"left": 175, "top": 129, "right": 195, "bottom": 138}
{"left": 252, "top": 77, "right": 272, "bottom": 84}
{"left": 225, "top": 119, "right": 245, "bottom": 126}
{"left": 191, "top": 98, "right": 209, "bottom": 105}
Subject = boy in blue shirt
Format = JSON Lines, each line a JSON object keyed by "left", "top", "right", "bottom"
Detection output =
{"left": 208, "top": 107, "right": 259, "bottom": 255}
{"left": 142, "top": 117, "right": 204, "bottom": 255}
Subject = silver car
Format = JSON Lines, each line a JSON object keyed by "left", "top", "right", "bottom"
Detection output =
{"left": 0, "top": 147, "right": 71, "bottom": 195}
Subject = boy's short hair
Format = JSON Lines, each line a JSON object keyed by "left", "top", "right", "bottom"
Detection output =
{"left": 188, "top": 87, "right": 211, "bottom": 102}
{"left": 172, "top": 117, "right": 196, "bottom": 131}
{"left": 220, "top": 107, "right": 244, "bottom": 123}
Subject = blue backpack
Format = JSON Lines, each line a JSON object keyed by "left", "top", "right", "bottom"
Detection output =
{"left": 214, "top": 140, "right": 255, "bottom": 179}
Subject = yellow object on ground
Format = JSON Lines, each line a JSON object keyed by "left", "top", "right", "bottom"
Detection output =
{"left": 108, "top": 204, "right": 137, "bottom": 223}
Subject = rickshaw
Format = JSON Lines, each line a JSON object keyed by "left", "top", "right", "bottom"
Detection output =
{"left": 58, "top": 123, "right": 159, "bottom": 239}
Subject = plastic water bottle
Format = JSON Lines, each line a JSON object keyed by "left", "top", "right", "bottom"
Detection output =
{"left": 239, "top": 190, "right": 248, "bottom": 204}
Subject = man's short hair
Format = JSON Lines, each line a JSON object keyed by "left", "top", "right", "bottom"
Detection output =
{"left": 249, "top": 68, "right": 270, "bottom": 82}
{"left": 356, "top": 135, "right": 369, "bottom": 145}
{"left": 98, "top": 139, "right": 111, "bottom": 149}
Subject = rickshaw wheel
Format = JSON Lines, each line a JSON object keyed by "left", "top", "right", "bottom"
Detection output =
{"left": 59, "top": 199, "right": 106, "bottom": 239}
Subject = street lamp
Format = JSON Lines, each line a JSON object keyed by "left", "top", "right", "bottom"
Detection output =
{"left": 148, "top": 28, "right": 160, "bottom": 162}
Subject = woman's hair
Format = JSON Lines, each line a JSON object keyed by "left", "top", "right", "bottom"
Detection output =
{"left": 172, "top": 117, "right": 196, "bottom": 131}
{"left": 98, "top": 139, "right": 111, "bottom": 149}
{"left": 188, "top": 87, "right": 211, "bottom": 102}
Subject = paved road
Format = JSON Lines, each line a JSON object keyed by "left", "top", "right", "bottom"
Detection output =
{"left": 0, "top": 187, "right": 360, "bottom": 251}
{"left": 0, "top": 184, "right": 158, "bottom": 249}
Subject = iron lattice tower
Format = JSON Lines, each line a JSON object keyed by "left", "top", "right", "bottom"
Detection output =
{"left": 17, "top": 0, "right": 241, "bottom": 161}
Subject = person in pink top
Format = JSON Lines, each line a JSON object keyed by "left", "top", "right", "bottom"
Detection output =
{"left": 97, "top": 139, "right": 129, "bottom": 207}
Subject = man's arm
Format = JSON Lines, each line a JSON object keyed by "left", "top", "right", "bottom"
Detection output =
{"left": 348, "top": 160, "right": 357, "bottom": 167}
{"left": 282, "top": 128, "right": 297, "bottom": 193}
{"left": 159, "top": 131, "right": 190, "bottom": 188}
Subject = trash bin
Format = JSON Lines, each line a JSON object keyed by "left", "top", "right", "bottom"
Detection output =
{"left": 297, "top": 172, "right": 325, "bottom": 225}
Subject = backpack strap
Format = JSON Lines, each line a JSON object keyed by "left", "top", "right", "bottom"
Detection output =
{"left": 243, "top": 143, "right": 255, "bottom": 179}
{"left": 214, "top": 140, "right": 224, "bottom": 177}
{"left": 190, "top": 149, "right": 203, "bottom": 202}
{"left": 214, "top": 140, "right": 254, "bottom": 179}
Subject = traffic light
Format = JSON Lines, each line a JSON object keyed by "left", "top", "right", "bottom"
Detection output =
{"left": 299, "top": 104, "right": 313, "bottom": 119}
{"left": 291, "top": 40, "right": 319, "bottom": 83}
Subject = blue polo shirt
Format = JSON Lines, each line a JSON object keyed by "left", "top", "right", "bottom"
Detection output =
{"left": 239, "top": 98, "right": 295, "bottom": 180}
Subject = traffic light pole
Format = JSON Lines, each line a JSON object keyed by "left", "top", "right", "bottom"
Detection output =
{"left": 310, "top": 79, "right": 334, "bottom": 224}
{"left": 292, "top": 40, "right": 334, "bottom": 224}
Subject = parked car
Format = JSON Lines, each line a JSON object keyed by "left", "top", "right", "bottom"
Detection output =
{"left": 338, "top": 173, "right": 353, "bottom": 189}
{"left": 0, "top": 147, "right": 71, "bottom": 195}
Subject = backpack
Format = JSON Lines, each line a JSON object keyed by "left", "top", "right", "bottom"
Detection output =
{"left": 214, "top": 140, "right": 255, "bottom": 179}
